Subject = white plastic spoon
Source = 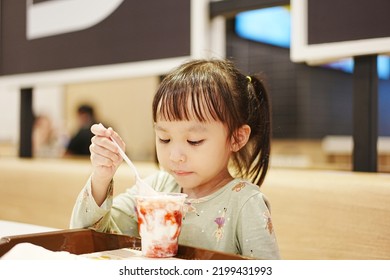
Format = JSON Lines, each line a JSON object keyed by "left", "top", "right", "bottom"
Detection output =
{"left": 110, "top": 136, "right": 158, "bottom": 195}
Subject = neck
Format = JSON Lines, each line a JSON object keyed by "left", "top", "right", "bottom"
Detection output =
{"left": 182, "top": 169, "right": 233, "bottom": 199}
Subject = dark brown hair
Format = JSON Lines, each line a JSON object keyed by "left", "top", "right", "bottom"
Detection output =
{"left": 152, "top": 59, "right": 272, "bottom": 187}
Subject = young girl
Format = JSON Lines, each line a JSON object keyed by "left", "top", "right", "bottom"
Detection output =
{"left": 70, "top": 59, "right": 280, "bottom": 259}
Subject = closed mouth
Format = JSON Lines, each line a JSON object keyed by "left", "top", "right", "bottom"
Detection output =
{"left": 173, "top": 170, "right": 193, "bottom": 176}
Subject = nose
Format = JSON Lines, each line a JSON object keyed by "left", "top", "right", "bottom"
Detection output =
{"left": 169, "top": 146, "right": 185, "bottom": 163}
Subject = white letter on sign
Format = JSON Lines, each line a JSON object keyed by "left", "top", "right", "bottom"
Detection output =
{"left": 26, "top": 0, "right": 124, "bottom": 40}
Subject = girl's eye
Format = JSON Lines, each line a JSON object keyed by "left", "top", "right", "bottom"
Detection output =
{"left": 159, "top": 138, "right": 170, "bottom": 144}
{"left": 187, "top": 140, "right": 204, "bottom": 146}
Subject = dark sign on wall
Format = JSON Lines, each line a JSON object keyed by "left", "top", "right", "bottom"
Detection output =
{"left": 291, "top": 0, "right": 390, "bottom": 64}
{"left": 0, "top": 0, "right": 191, "bottom": 76}
{"left": 307, "top": 0, "right": 390, "bottom": 45}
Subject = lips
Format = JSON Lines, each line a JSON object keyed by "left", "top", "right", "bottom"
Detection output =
{"left": 172, "top": 170, "right": 193, "bottom": 176}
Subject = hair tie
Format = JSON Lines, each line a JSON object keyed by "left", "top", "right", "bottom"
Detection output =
{"left": 246, "top": 76, "right": 252, "bottom": 83}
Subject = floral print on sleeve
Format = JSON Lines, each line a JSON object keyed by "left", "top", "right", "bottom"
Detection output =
{"left": 263, "top": 212, "right": 274, "bottom": 235}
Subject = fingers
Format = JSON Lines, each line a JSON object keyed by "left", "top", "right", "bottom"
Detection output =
{"left": 88, "top": 123, "right": 126, "bottom": 190}
{"left": 90, "top": 139, "right": 122, "bottom": 167}
{"left": 107, "top": 127, "right": 126, "bottom": 151}
{"left": 89, "top": 123, "right": 125, "bottom": 169}
{"left": 91, "top": 123, "right": 112, "bottom": 137}
{"left": 90, "top": 124, "right": 124, "bottom": 151}
{"left": 90, "top": 123, "right": 125, "bottom": 150}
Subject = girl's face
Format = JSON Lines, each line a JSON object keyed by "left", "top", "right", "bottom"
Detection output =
{"left": 154, "top": 119, "right": 234, "bottom": 198}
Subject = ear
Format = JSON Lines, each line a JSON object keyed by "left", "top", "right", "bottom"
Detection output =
{"left": 231, "top": 125, "right": 251, "bottom": 152}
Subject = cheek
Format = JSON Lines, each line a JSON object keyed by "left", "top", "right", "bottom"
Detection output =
{"left": 199, "top": 143, "right": 231, "bottom": 164}
{"left": 155, "top": 143, "right": 166, "bottom": 162}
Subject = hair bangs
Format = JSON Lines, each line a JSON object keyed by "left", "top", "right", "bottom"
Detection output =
{"left": 155, "top": 79, "right": 226, "bottom": 123}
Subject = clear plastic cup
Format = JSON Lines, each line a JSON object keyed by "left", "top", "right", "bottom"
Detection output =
{"left": 134, "top": 193, "right": 187, "bottom": 258}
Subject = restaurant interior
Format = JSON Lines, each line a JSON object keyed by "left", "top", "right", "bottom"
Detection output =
{"left": 0, "top": 0, "right": 389, "bottom": 260}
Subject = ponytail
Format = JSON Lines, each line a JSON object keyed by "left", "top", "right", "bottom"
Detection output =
{"left": 232, "top": 74, "right": 272, "bottom": 187}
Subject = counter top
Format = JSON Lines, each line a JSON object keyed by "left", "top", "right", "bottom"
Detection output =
{"left": 0, "top": 220, "right": 58, "bottom": 238}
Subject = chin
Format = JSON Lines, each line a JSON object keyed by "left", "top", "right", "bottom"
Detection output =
{"left": 174, "top": 178, "right": 199, "bottom": 190}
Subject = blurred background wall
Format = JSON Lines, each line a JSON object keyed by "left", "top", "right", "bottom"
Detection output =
{"left": 0, "top": 0, "right": 389, "bottom": 171}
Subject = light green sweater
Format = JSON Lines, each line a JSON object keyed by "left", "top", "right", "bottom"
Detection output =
{"left": 70, "top": 171, "right": 280, "bottom": 260}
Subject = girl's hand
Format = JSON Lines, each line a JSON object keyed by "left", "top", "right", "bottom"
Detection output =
{"left": 89, "top": 123, "right": 125, "bottom": 204}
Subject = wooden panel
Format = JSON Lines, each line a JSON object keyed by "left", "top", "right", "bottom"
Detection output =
{"left": 0, "top": 158, "right": 156, "bottom": 229}
{"left": 262, "top": 168, "right": 390, "bottom": 259}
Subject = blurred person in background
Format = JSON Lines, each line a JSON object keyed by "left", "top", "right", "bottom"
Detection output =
{"left": 65, "top": 104, "right": 96, "bottom": 156}
{"left": 32, "top": 114, "right": 59, "bottom": 157}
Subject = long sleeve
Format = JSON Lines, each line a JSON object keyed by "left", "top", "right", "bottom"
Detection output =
{"left": 69, "top": 176, "right": 139, "bottom": 235}
{"left": 236, "top": 192, "right": 281, "bottom": 259}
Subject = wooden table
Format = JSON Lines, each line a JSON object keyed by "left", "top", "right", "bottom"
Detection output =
{"left": 0, "top": 228, "right": 251, "bottom": 260}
